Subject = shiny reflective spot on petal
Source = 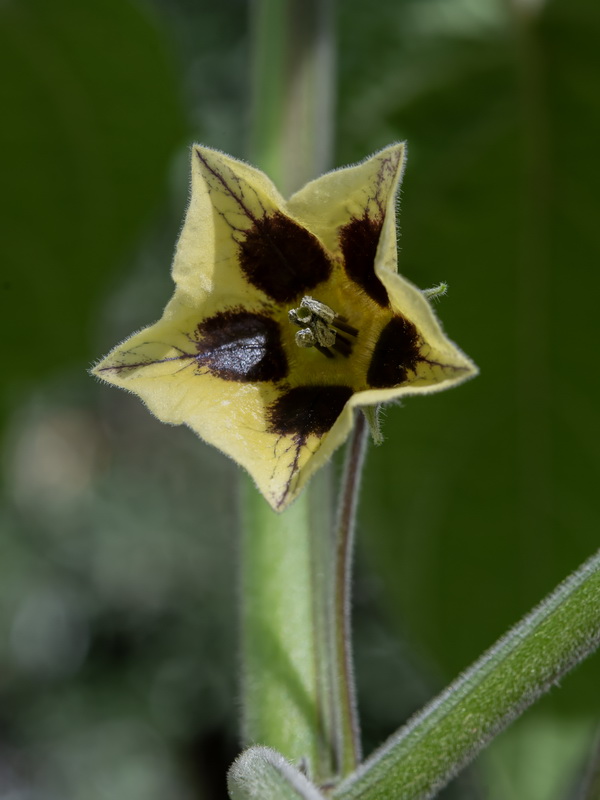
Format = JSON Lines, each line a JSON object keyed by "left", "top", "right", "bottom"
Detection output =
{"left": 196, "top": 310, "right": 288, "bottom": 382}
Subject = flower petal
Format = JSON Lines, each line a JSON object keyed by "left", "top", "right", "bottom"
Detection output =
{"left": 286, "top": 143, "right": 406, "bottom": 306}
{"left": 92, "top": 142, "right": 477, "bottom": 512}
{"left": 354, "top": 270, "right": 478, "bottom": 405}
{"left": 92, "top": 312, "right": 355, "bottom": 509}
{"left": 174, "top": 146, "right": 333, "bottom": 310}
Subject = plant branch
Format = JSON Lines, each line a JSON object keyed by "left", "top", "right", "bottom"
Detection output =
{"left": 241, "top": 484, "right": 334, "bottom": 778}
{"left": 240, "top": 0, "right": 339, "bottom": 785}
{"left": 229, "top": 746, "right": 328, "bottom": 800}
{"left": 332, "top": 549, "right": 600, "bottom": 800}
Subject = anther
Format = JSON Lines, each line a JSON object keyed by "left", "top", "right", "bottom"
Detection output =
{"left": 288, "top": 296, "right": 358, "bottom": 358}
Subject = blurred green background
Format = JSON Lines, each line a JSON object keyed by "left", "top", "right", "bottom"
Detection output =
{"left": 1, "top": 0, "right": 599, "bottom": 797}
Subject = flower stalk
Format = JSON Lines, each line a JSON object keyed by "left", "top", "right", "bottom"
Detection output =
{"left": 332, "top": 411, "right": 369, "bottom": 774}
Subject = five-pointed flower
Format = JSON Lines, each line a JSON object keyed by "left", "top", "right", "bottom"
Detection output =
{"left": 92, "top": 143, "right": 477, "bottom": 511}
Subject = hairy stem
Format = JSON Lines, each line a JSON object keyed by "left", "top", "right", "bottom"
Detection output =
{"left": 241, "top": 479, "right": 335, "bottom": 780}
{"left": 241, "top": 0, "right": 341, "bottom": 785}
{"left": 332, "top": 410, "right": 368, "bottom": 774}
{"left": 332, "top": 548, "right": 600, "bottom": 800}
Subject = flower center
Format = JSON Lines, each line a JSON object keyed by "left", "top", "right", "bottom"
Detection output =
{"left": 288, "top": 296, "right": 358, "bottom": 359}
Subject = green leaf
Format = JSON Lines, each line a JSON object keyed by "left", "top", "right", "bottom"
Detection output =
{"left": 228, "top": 746, "right": 328, "bottom": 800}
{"left": 338, "top": 0, "right": 600, "bottom": 716}
{"left": 332, "top": 549, "right": 600, "bottom": 800}
{"left": 0, "top": 0, "right": 186, "bottom": 404}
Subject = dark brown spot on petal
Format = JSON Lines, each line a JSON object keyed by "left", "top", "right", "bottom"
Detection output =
{"left": 196, "top": 310, "right": 288, "bottom": 382}
{"left": 367, "top": 315, "right": 421, "bottom": 388}
{"left": 268, "top": 385, "right": 353, "bottom": 437}
{"left": 340, "top": 214, "right": 389, "bottom": 307}
{"left": 239, "top": 212, "right": 332, "bottom": 303}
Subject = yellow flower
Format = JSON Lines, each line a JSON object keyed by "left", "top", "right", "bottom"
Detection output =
{"left": 92, "top": 143, "right": 477, "bottom": 511}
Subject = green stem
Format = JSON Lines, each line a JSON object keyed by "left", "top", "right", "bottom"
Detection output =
{"left": 241, "top": 477, "right": 335, "bottom": 779}
{"left": 229, "top": 746, "right": 328, "bottom": 800}
{"left": 332, "top": 411, "right": 368, "bottom": 774}
{"left": 249, "top": 0, "right": 334, "bottom": 194}
{"left": 332, "top": 549, "right": 600, "bottom": 800}
{"left": 241, "top": 0, "right": 345, "bottom": 786}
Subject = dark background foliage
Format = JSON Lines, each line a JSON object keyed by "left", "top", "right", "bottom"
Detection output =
{"left": 0, "top": 0, "right": 598, "bottom": 798}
